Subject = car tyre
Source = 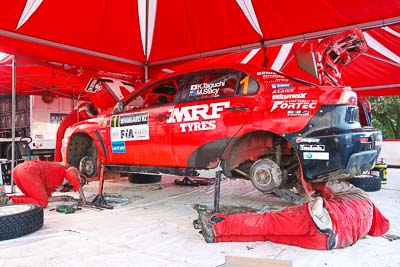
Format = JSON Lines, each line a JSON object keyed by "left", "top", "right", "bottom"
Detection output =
{"left": 0, "top": 204, "right": 44, "bottom": 241}
{"left": 348, "top": 175, "right": 381, "bottom": 192}
{"left": 128, "top": 174, "right": 162, "bottom": 184}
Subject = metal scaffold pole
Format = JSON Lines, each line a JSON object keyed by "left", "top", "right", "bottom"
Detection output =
{"left": 10, "top": 56, "right": 16, "bottom": 193}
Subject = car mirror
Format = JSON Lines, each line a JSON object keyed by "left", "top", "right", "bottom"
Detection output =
{"left": 111, "top": 101, "right": 124, "bottom": 115}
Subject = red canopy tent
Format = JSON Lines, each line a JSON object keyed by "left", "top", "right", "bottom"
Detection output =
{"left": 155, "top": 24, "right": 400, "bottom": 97}
{"left": 0, "top": 0, "right": 399, "bottom": 82}
{"left": 0, "top": 53, "right": 84, "bottom": 98}
{"left": 0, "top": 1, "right": 398, "bottom": 100}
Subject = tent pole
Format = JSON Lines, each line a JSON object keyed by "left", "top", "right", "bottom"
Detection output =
{"left": 10, "top": 56, "right": 16, "bottom": 193}
{"left": 144, "top": 0, "right": 149, "bottom": 82}
{"left": 72, "top": 86, "right": 75, "bottom": 109}
{"left": 145, "top": 63, "right": 149, "bottom": 82}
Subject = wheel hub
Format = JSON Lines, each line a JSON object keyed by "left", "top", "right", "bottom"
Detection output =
{"left": 79, "top": 156, "right": 97, "bottom": 178}
{"left": 250, "top": 159, "right": 282, "bottom": 193}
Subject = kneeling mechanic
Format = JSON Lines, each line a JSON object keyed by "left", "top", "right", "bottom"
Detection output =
{"left": 0, "top": 160, "right": 87, "bottom": 208}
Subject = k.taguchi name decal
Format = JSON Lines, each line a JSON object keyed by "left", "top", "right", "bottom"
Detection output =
{"left": 166, "top": 101, "right": 230, "bottom": 132}
{"left": 189, "top": 81, "right": 225, "bottom": 97}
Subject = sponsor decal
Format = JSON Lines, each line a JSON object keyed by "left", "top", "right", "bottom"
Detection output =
{"left": 111, "top": 141, "right": 126, "bottom": 153}
{"left": 299, "top": 144, "right": 325, "bottom": 151}
{"left": 189, "top": 81, "right": 225, "bottom": 97}
{"left": 110, "top": 111, "right": 149, "bottom": 142}
{"left": 85, "top": 79, "right": 102, "bottom": 93}
{"left": 256, "top": 71, "right": 278, "bottom": 77}
{"left": 303, "top": 152, "right": 329, "bottom": 160}
{"left": 272, "top": 88, "right": 294, "bottom": 94}
{"left": 166, "top": 101, "right": 230, "bottom": 132}
{"left": 85, "top": 77, "right": 135, "bottom": 100}
{"left": 270, "top": 83, "right": 293, "bottom": 89}
{"left": 271, "top": 99, "right": 318, "bottom": 112}
{"left": 287, "top": 110, "right": 310, "bottom": 116}
{"left": 296, "top": 137, "right": 320, "bottom": 143}
{"left": 50, "top": 112, "right": 68, "bottom": 124}
{"left": 256, "top": 71, "right": 289, "bottom": 82}
{"left": 34, "top": 134, "right": 44, "bottom": 139}
{"left": 272, "top": 93, "right": 307, "bottom": 100}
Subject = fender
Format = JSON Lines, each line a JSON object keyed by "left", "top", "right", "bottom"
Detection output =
{"left": 62, "top": 116, "right": 109, "bottom": 164}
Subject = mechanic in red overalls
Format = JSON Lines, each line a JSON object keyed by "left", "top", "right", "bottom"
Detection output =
{"left": 54, "top": 102, "right": 98, "bottom": 162}
{"left": 2, "top": 160, "right": 87, "bottom": 208}
{"left": 199, "top": 180, "right": 389, "bottom": 249}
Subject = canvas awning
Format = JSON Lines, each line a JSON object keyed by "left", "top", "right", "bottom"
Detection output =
{"left": 0, "top": 0, "right": 398, "bottom": 82}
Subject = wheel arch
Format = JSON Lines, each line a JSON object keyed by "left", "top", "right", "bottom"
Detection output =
{"left": 66, "top": 132, "right": 94, "bottom": 165}
{"left": 222, "top": 129, "right": 297, "bottom": 177}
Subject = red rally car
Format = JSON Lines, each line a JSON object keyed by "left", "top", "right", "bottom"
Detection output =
{"left": 61, "top": 62, "right": 382, "bottom": 196}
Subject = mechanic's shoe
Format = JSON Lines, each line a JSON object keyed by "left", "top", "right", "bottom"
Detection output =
{"left": 0, "top": 192, "right": 9, "bottom": 206}
{"left": 199, "top": 212, "right": 215, "bottom": 243}
{"left": 308, "top": 196, "right": 332, "bottom": 231}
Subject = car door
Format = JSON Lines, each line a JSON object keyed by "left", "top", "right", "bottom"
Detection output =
{"left": 168, "top": 69, "right": 260, "bottom": 168}
{"left": 106, "top": 81, "right": 177, "bottom": 166}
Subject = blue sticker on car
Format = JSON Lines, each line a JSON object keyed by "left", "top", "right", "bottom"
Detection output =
{"left": 112, "top": 141, "right": 126, "bottom": 153}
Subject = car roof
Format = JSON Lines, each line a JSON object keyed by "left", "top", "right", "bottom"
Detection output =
{"left": 152, "top": 62, "right": 264, "bottom": 80}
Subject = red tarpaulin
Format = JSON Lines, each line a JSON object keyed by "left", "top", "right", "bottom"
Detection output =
{"left": 0, "top": 53, "right": 85, "bottom": 98}
{"left": 0, "top": 0, "right": 399, "bottom": 81}
{"left": 163, "top": 25, "right": 400, "bottom": 97}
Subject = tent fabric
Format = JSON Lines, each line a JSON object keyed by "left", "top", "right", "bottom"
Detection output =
{"left": 0, "top": 53, "right": 85, "bottom": 98}
{"left": 0, "top": 2, "right": 399, "bottom": 97}
{"left": 164, "top": 25, "right": 400, "bottom": 96}
{"left": 0, "top": 0, "right": 399, "bottom": 83}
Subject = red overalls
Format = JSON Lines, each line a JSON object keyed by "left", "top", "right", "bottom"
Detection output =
{"left": 11, "top": 161, "right": 81, "bottom": 208}
{"left": 211, "top": 182, "right": 389, "bottom": 249}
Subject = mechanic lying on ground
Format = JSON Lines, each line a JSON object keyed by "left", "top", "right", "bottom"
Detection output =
{"left": 0, "top": 160, "right": 87, "bottom": 208}
{"left": 199, "top": 180, "right": 389, "bottom": 249}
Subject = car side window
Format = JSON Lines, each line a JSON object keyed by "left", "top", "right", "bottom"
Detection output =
{"left": 124, "top": 81, "right": 178, "bottom": 112}
{"left": 236, "top": 73, "right": 259, "bottom": 95}
{"left": 172, "top": 69, "right": 259, "bottom": 103}
{"left": 123, "top": 90, "right": 147, "bottom": 111}
{"left": 143, "top": 82, "right": 177, "bottom": 107}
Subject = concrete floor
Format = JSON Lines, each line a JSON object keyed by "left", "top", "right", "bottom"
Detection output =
{"left": 0, "top": 169, "right": 399, "bottom": 267}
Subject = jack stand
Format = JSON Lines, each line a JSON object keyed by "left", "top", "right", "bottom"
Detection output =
{"left": 91, "top": 165, "right": 113, "bottom": 209}
{"left": 213, "top": 171, "right": 222, "bottom": 213}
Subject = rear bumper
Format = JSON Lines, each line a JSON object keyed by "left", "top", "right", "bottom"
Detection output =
{"left": 288, "top": 105, "right": 382, "bottom": 181}
{"left": 329, "top": 150, "right": 379, "bottom": 181}
{"left": 296, "top": 131, "right": 381, "bottom": 181}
